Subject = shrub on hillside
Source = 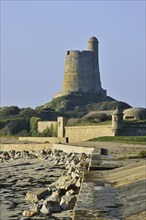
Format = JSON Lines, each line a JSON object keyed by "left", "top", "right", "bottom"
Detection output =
{"left": 41, "top": 125, "right": 57, "bottom": 137}
{"left": 30, "top": 117, "right": 41, "bottom": 136}
{"left": 87, "top": 113, "right": 110, "bottom": 122}
{"left": 137, "top": 151, "right": 146, "bottom": 158}
{"left": 0, "top": 118, "right": 30, "bottom": 135}
{"left": 67, "top": 118, "right": 80, "bottom": 126}
{"left": 85, "top": 101, "right": 131, "bottom": 112}
{"left": 19, "top": 107, "right": 37, "bottom": 118}
{"left": 0, "top": 106, "right": 20, "bottom": 117}
{"left": 16, "top": 130, "right": 30, "bottom": 137}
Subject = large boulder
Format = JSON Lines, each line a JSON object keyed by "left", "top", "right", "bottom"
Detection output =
{"left": 25, "top": 188, "right": 52, "bottom": 203}
{"left": 40, "top": 201, "right": 61, "bottom": 214}
{"left": 60, "top": 195, "right": 77, "bottom": 210}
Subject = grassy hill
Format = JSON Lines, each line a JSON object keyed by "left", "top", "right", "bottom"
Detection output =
{"left": 0, "top": 92, "right": 131, "bottom": 136}
{"left": 37, "top": 92, "right": 131, "bottom": 118}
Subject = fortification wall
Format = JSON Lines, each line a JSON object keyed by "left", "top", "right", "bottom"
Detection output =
{"left": 52, "top": 144, "right": 94, "bottom": 155}
{"left": 65, "top": 124, "right": 146, "bottom": 143}
{"left": 65, "top": 125, "right": 114, "bottom": 143}
{"left": 0, "top": 143, "right": 52, "bottom": 151}
{"left": 38, "top": 121, "right": 57, "bottom": 134}
{"left": 19, "top": 137, "right": 67, "bottom": 144}
{"left": 0, "top": 143, "right": 94, "bottom": 155}
{"left": 121, "top": 124, "right": 146, "bottom": 136}
{"left": 36, "top": 116, "right": 146, "bottom": 143}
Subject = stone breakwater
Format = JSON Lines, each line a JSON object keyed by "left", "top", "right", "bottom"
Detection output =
{"left": 0, "top": 149, "right": 90, "bottom": 220}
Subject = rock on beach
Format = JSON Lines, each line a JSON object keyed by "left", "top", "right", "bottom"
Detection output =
{"left": 0, "top": 148, "right": 89, "bottom": 219}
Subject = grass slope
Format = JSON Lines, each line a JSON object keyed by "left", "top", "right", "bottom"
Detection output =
{"left": 89, "top": 136, "right": 146, "bottom": 145}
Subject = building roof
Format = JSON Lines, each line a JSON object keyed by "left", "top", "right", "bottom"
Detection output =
{"left": 88, "top": 36, "right": 98, "bottom": 43}
{"left": 123, "top": 108, "right": 146, "bottom": 117}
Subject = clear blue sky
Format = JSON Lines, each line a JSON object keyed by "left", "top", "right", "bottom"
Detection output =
{"left": 1, "top": 0, "right": 145, "bottom": 108}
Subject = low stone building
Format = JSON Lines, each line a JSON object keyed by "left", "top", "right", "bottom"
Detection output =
{"left": 34, "top": 107, "right": 146, "bottom": 143}
{"left": 123, "top": 108, "right": 146, "bottom": 120}
{"left": 37, "top": 117, "right": 66, "bottom": 138}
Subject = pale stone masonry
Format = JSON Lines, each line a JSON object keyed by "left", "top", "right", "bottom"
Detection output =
{"left": 35, "top": 112, "right": 146, "bottom": 143}
{"left": 54, "top": 37, "right": 106, "bottom": 98}
{"left": 57, "top": 117, "right": 66, "bottom": 138}
{"left": 65, "top": 125, "right": 114, "bottom": 143}
{"left": 38, "top": 121, "right": 57, "bottom": 133}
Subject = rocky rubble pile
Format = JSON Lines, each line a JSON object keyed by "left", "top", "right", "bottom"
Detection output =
{"left": 23, "top": 150, "right": 89, "bottom": 217}
{"left": 0, "top": 149, "right": 89, "bottom": 218}
{"left": 0, "top": 149, "right": 52, "bottom": 161}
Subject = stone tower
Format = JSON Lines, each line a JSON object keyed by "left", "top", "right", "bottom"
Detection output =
{"left": 87, "top": 37, "right": 102, "bottom": 90}
{"left": 53, "top": 37, "right": 106, "bottom": 98}
{"left": 112, "top": 107, "right": 123, "bottom": 135}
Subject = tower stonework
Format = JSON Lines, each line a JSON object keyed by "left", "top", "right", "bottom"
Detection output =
{"left": 88, "top": 37, "right": 101, "bottom": 91}
{"left": 54, "top": 37, "right": 106, "bottom": 98}
{"left": 112, "top": 107, "right": 124, "bottom": 136}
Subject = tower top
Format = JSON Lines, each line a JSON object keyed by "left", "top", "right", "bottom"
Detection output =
{"left": 112, "top": 107, "right": 123, "bottom": 116}
{"left": 88, "top": 36, "right": 98, "bottom": 43}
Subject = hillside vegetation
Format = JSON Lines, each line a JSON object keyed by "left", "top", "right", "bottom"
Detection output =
{"left": 37, "top": 93, "right": 131, "bottom": 118}
{"left": 0, "top": 107, "right": 59, "bottom": 136}
{"left": 0, "top": 93, "right": 131, "bottom": 136}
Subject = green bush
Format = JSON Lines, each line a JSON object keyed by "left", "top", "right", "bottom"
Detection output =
{"left": 30, "top": 117, "right": 40, "bottom": 136}
{"left": 30, "top": 125, "right": 57, "bottom": 137}
{"left": 87, "top": 113, "right": 110, "bottom": 122}
{"left": 67, "top": 118, "right": 80, "bottom": 126}
{"left": 42, "top": 124, "right": 57, "bottom": 137}
{"left": 10, "top": 119, "right": 30, "bottom": 135}
{"left": 42, "top": 128, "right": 52, "bottom": 137}
{"left": 0, "top": 106, "right": 20, "bottom": 117}
{"left": 0, "top": 118, "right": 30, "bottom": 135}
{"left": 137, "top": 151, "right": 146, "bottom": 158}
{"left": 19, "top": 108, "right": 37, "bottom": 118}
{"left": 16, "top": 130, "right": 30, "bottom": 137}
{"left": 31, "top": 130, "right": 41, "bottom": 137}
{"left": 0, "top": 119, "right": 9, "bottom": 129}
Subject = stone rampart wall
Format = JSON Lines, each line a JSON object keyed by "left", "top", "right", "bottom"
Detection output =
{"left": 0, "top": 143, "right": 93, "bottom": 155}
{"left": 38, "top": 121, "right": 57, "bottom": 133}
{"left": 0, "top": 143, "right": 52, "bottom": 151}
{"left": 19, "top": 137, "right": 67, "bottom": 144}
{"left": 121, "top": 124, "right": 146, "bottom": 136}
{"left": 65, "top": 125, "right": 114, "bottom": 143}
{"left": 31, "top": 119, "right": 146, "bottom": 144}
{"left": 52, "top": 144, "right": 94, "bottom": 155}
